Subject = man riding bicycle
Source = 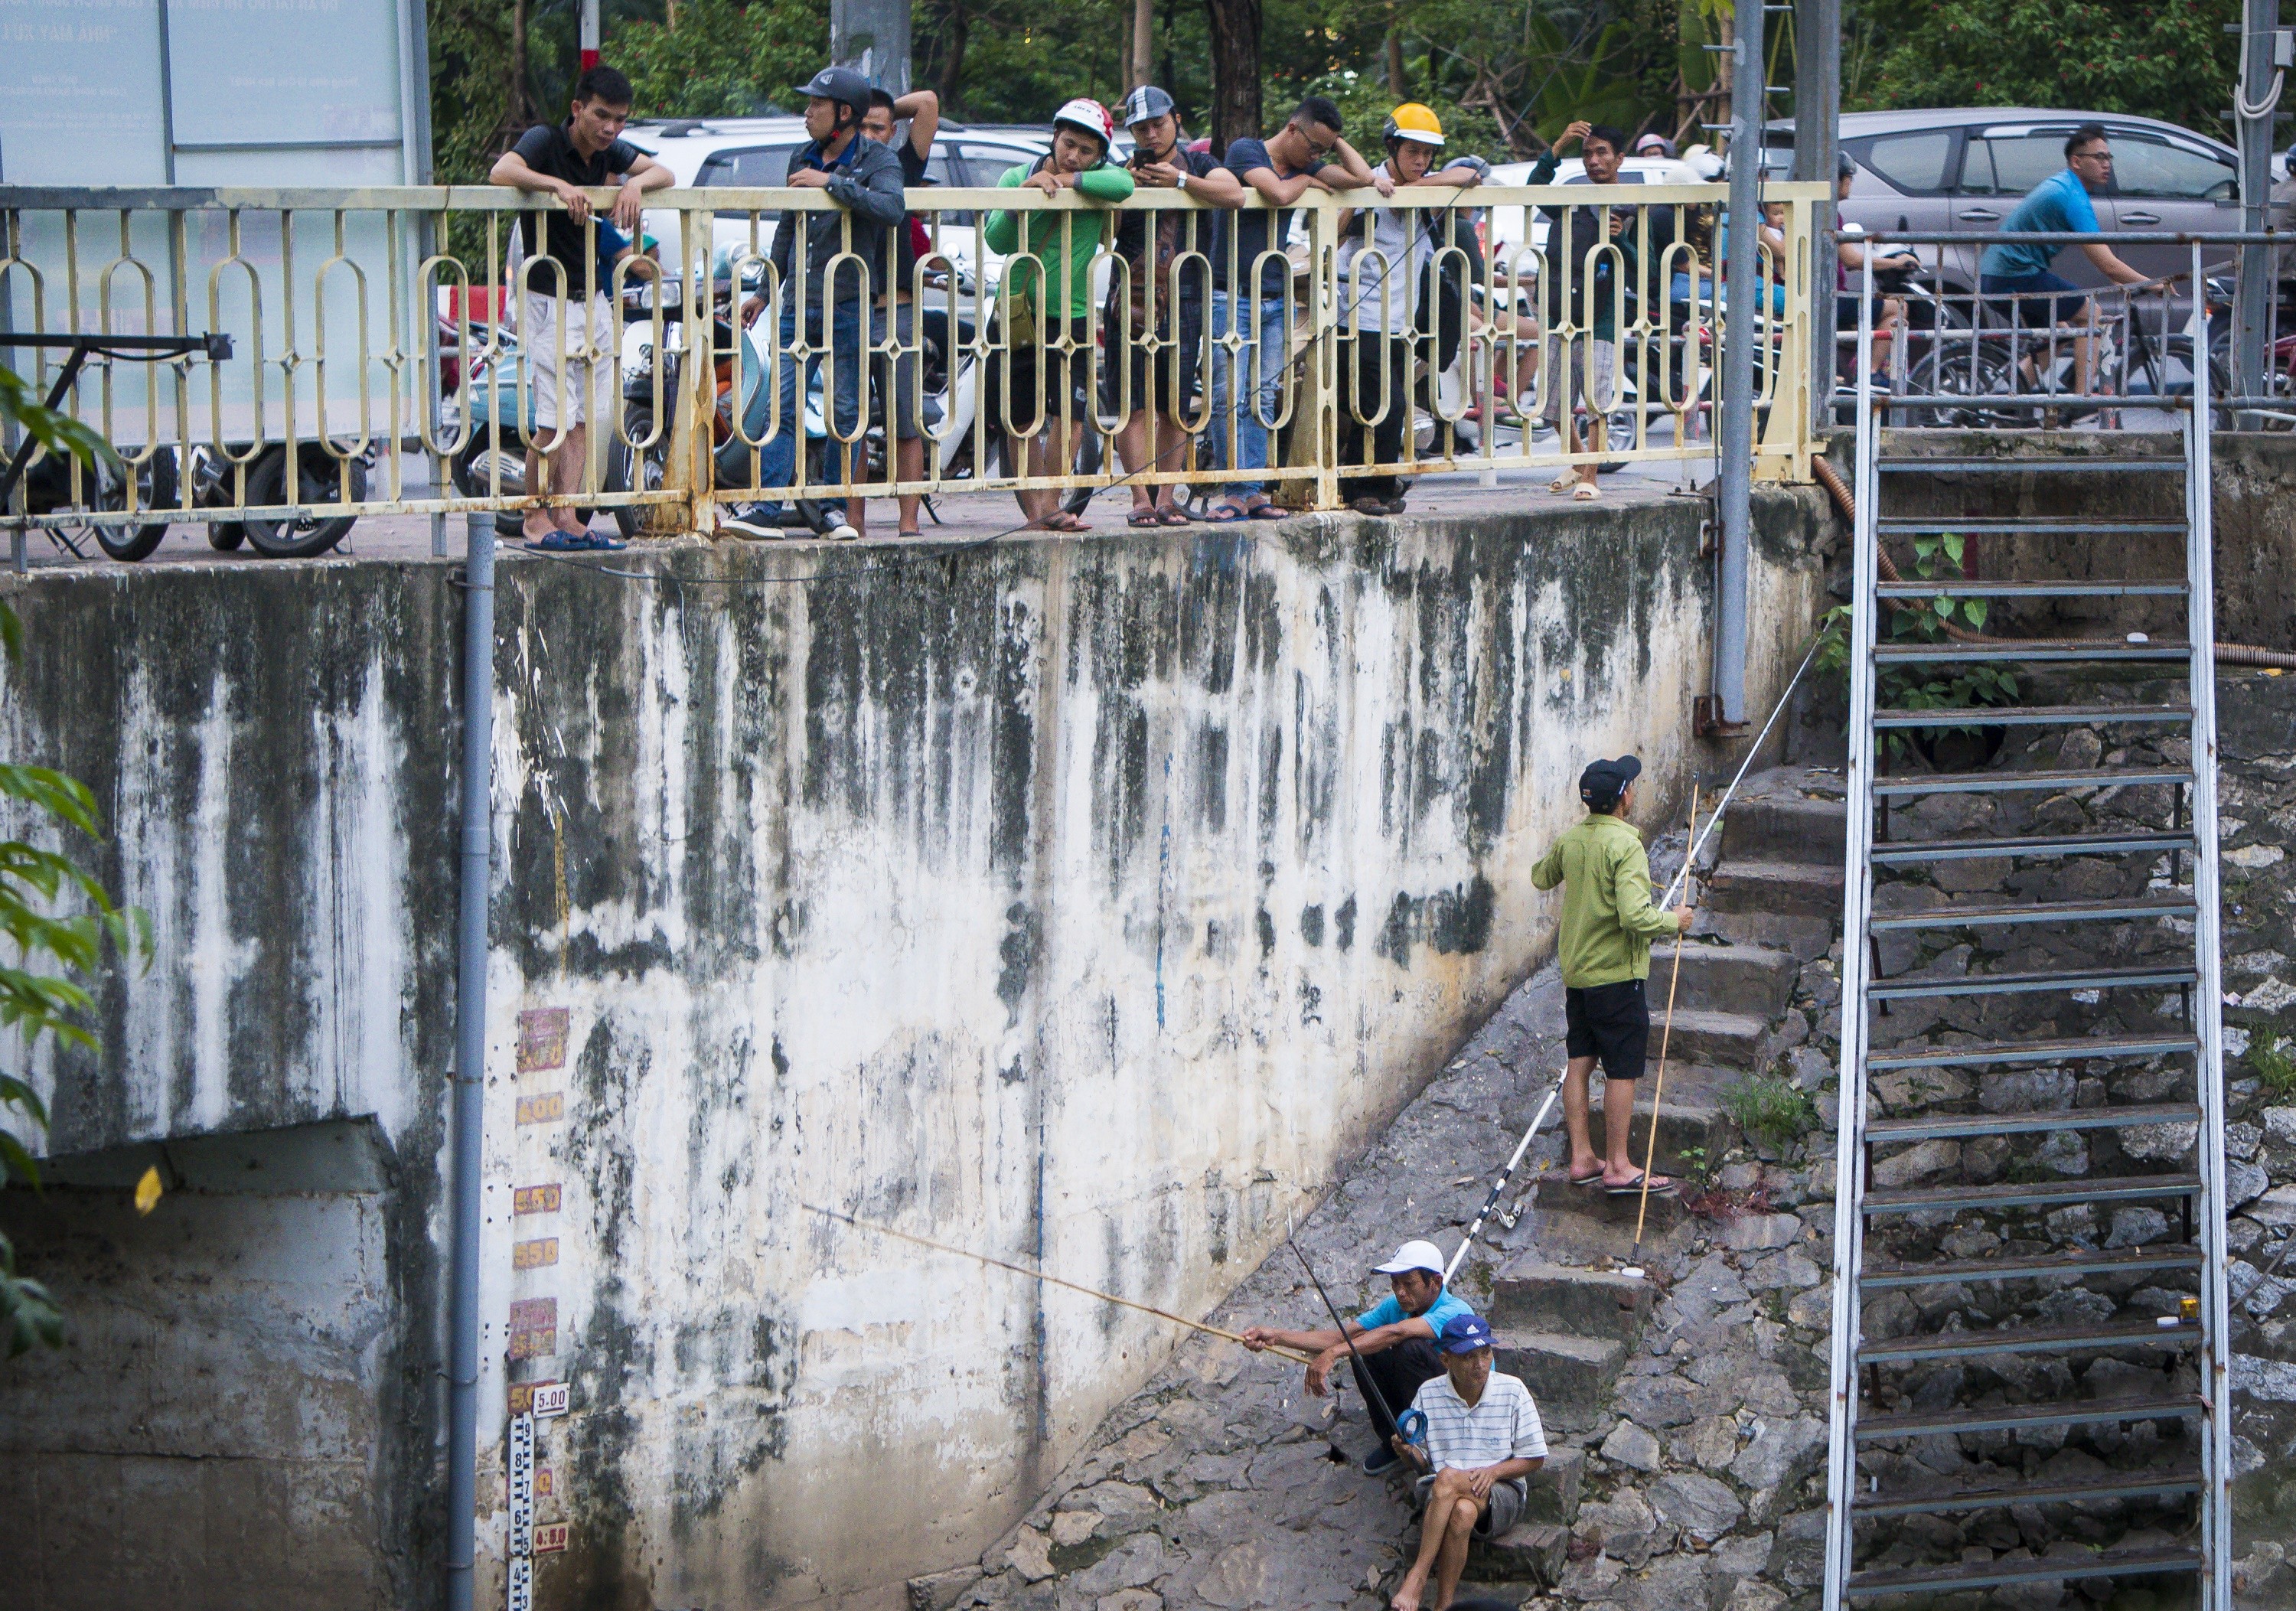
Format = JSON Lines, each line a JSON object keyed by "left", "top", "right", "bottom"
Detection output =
{"left": 1977, "top": 123, "right": 2151, "bottom": 396}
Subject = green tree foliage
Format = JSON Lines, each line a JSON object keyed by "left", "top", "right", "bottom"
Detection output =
{"left": 1850, "top": 0, "right": 2239, "bottom": 135}
{"left": 0, "top": 374, "right": 148, "bottom": 1359}
{"left": 612, "top": 0, "right": 827, "bottom": 119}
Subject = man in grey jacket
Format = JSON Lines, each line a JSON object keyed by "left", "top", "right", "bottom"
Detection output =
{"left": 719, "top": 65, "right": 906, "bottom": 540}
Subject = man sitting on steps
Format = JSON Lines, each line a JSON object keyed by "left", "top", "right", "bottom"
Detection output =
{"left": 1388, "top": 1312, "right": 1548, "bottom": 1611}
{"left": 1531, "top": 755, "right": 1695, "bottom": 1195}
{"left": 1239, "top": 1238, "right": 1473, "bottom": 1474}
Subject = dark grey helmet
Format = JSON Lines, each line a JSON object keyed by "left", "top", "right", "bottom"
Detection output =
{"left": 799, "top": 66, "right": 872, "bottom": 120}
{"left": 1120, "top": 85, "right": 1177, "bottom": 129}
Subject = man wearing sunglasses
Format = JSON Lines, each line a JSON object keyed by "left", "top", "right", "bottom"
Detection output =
{"left": 1978, "top": 124, "right": 2150, "bottom": 396}
{"left": 1205, "top": 96, "right": 1387, "bottom": 522}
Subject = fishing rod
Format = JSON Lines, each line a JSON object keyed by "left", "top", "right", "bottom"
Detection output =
{"left": 1287, "top": 1234, "right": 1427, "bottom": 1455}
{"left": 1443, "top": 1075, "right": 1564, "bottom": 1283}
{"left": 804, "top": 1202, "right": 1318, "bottom": 1365}
{"left": 1636, "top": 785, "right": 1697, "bottom": 1246}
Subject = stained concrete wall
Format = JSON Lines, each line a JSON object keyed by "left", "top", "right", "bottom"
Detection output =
{"left": 0, "top": 498, "right": 1827, "bottom": 1610}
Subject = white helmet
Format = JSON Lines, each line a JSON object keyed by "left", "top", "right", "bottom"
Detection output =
{"left": 1052, "top": 97, "right": 1116, "bottom": 154}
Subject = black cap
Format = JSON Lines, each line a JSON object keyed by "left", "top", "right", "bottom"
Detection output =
{"left": 800, "top": 66, "right": 872, "bottom": 118}
{"left": 1579, "top": 755, "right": 1642, "bottom": 810}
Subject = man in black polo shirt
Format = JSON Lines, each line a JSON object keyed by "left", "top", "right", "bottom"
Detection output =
{"left": 490, "top": 65, "right": 673, "bottom": 551}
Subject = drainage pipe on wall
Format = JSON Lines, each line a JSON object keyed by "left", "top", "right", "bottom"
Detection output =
{"left": 445, "top": 512, "right": 497, "bottom": 1611}
{"left": 1713, "top": 0, "right": 1764, "bottom": 726}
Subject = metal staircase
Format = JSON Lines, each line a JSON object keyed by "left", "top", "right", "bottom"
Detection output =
{"left": 1822, "top": 276, "right": 2232, "bottom": 1611}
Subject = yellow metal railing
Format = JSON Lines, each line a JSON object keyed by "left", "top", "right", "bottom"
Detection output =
{"left": 0, "top": 181, "right": 1825, "bottom": 543}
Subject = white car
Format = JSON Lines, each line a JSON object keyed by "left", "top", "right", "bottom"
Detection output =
{"left": 1481, "top": 155, "right": 1711, "bottom": 273}
{"left": 628, "top": 115, "right": 1055, "bottom": 295}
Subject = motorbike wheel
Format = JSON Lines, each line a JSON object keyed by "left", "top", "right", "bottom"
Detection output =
{"left": 208, "top": 522, "right": 247, "bottom": 552}
{"left": 60, "top": 448, "right": 179, "bottom": 562}
{"left": 243, "top": 446, "right": 366, "bottom": 559}
{"left": 608, "top": 409, "right": 665, "bottom": 541}
{"left": 1058, "top": 390, "right": 1104, "bottom": 517}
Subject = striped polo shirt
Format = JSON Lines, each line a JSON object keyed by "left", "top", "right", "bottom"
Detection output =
{"left": 1411, "top": 1370, "right": 1548, "bottom": 1490}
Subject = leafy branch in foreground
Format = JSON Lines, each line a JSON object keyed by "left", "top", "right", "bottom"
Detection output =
{"left": 0, "top": 371, "right": 148, "bottom": 1358}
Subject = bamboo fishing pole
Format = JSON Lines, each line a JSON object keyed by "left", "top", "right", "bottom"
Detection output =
{"left": 804, "top": 1203, "right": 1320, "bottom": 1365}
{"left": 1635, "top": 785, "right": 1697, "bottom": 1247}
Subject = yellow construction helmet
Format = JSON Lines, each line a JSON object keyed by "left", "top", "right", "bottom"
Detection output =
{"left": 1384, "top": 103, "right": 1446, "bottom": 148}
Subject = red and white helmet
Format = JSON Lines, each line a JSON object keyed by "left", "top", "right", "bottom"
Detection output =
{"left": 1052, "top": 97, "right": 1116, "bottom": 153}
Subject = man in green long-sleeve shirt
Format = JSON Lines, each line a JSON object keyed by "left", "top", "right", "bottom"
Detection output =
{"left": 1530, "top": 755, "right": 1694, "bottom": 1194}
{"left": 983, "top": 97, "right": 1135, "bottom": 532}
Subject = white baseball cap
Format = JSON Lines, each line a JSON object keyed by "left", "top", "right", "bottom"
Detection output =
{"left": 1371, "top": 1239, "right": 1446, "bottom": 1277}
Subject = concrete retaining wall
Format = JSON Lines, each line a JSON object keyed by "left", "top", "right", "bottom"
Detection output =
{"left": 0, "top": 497, "right": 1828, "bottom": 1609}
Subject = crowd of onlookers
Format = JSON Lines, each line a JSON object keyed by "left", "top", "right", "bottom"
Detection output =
{"left": 488, "top": 62, "right": 1887, "bottom": 547}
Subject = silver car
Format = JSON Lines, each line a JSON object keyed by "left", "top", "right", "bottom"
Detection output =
{"left": 1764, "top": 108, "right": 2239, "bottom": 296}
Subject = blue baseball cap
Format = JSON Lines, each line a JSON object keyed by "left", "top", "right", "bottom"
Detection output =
{"left": 1440, "top": 1313, "right": 1495, "bottom": 1355}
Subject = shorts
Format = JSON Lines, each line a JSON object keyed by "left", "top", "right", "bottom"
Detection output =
{"left": 1835, "top": 292, "right": 1893, "bottom": 332}
{"left": 1414, "top": 1472, "right": 1527, "bottom": 1539}
{"left": 1565, "top": 977, "right": 1649, "bottom": 1082}
{"left": 1107, "top": 302, "right": 1205, "bottom": 417}
{"left": 1541, "top": 336, "right": 1617, "bottom": 426}
{"left": 874, "top": 302, "right": 941, "bottom": 441}
{"left": 994, "top": 315, "right": 1093, "bottom": 436}
{"left": 1980, "top": 270, "right": 2089, "bottom": 331}
{"left": 520, "top": 292, "right": 615, "bottom": 432}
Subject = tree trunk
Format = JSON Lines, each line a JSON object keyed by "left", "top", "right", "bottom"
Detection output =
{"left": 1385, "top": 23, "right": 1407, "bottom": 96}
{"left": 940, "top": 0, "right": 970, "bottom": 114}
{"left": 1202, "top": 0, "right": 1262, "bottom": 156}
{"left": 510, "top": 0, "right": 532, "bottom": 127}
{"left": 1131, "top": 0, "right": 1155, "bottom": 90}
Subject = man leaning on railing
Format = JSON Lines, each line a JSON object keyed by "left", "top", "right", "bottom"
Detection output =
{"left": 718, "top": 67, "right": 906, "bottom": 543}
{"left": 982, "top": 98, "right": 1135, "bottom": 533}
{"left": 1976, "top": 123, "right": 2151, "bottom": 399}
{"left": 489, "top": 64, "right": 674, "bottom": 553}
{"left": 1205, "top": 96, "right": 1388, "bottom": 523}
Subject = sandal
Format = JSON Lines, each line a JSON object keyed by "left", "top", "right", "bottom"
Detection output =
{"left": 1349, "top": 494, "right": 1389, "bottom": 516}
{"left": 1571, "top": 481, "right": 1603, "bottom": 501}
{"left": 1202, "top": 501, "right": 1248, "bottom": 523}
{"left": 1127, "top": 507, "right": 1163, "bottom": 529}
{"left": 1603, "top": 1171, "right": 1675, "bottom": 1197}
{"left": 1156, "top": 505, "right": 1192, "bottom": 526}
{"left": 1567, "top": 1167, "right": 1606, "bottom": 1188}
{"left": 1548, "top": 473, "right": 1579, "bottom": 496}
{"left": 1243, "top": 500, "right": 1285, "bottom": 520}
{"left": 1040, "top": 510, "right": 1091, "bottom": 532}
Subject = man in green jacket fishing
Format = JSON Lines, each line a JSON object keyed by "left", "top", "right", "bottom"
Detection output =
{"left": 1530, "top": 755, "right": 1694, "bottom": 1195}
{"left": 983, "top": 98, "right": 1134, "bottom": 532}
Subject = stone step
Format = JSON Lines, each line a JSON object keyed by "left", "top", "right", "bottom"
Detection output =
{"left": 1652, "top": 940, "right": 1799, "bottom": 1021}
{"left": 1591, "top": 1091, "right": 1738, "bottom": 1175}
{"left": 1488, "top": 1257, "right": 1656, "bottom": 1342}
{"left": 1657, "top": 1006, "right": 1769, "bottom": 1068}
{"left": 1465, "top": 1522, "right": 1568, "bottom": 1586}
{"left": 1696, "top": 905, "right": 1842, "bottom": 960}
{"left": 1493, "top": 1331, "right": 1626, "bottom": 1433}
{"left": 1704, "top": 858, "right": 1846, "bottom": 918}
{"left": 1505, "top": 1199, "right": 1689, "bottom": 1264}
{"left": 1721, "top": 796, "right": 1848, "bottom": 864}
{"left": 1521, "top": 1443, "right": 1587, "bottom": 1525}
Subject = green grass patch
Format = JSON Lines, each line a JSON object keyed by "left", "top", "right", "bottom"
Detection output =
{"left": 1724, "top": 1075, "right": 1819, "bottom": 1150}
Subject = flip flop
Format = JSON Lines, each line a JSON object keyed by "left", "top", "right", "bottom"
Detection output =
{"left": 1604, "top": 1171, "right": 1675, "bottom": 1197}
{"left": 1567, "top": 1168, "right": 1606, "bottom": 1188}
{"left": 1571, "top": 481, "right": 1603, "bottom": 501}
{"left": 1127, "top": 507, "right": 1163, "bottom": 528}
{"left": 1156, "top": 505, "right": 1192, "bottom": 526}
{"left": 1243, "top": 501, "right": 1285, "bottom": 520}
{"left": 1202, "top": 501, "right": 1247, "bottom": 523}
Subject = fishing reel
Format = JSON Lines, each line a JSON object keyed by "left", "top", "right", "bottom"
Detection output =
{"left": 1397, "top": 1408, "right": 1429, "bottom": 1447}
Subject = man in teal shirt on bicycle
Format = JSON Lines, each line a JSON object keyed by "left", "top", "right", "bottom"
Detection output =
{"left": 1978, "top": 123, "right": 2152, "bottom": 396}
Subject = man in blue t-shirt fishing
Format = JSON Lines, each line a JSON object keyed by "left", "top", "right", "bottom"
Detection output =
{"left": 1241, "top": 1238, "right": 1476, "bottom": 1474}
{"left": 1977, "top": 123, "right": 2151, "bottom": 396}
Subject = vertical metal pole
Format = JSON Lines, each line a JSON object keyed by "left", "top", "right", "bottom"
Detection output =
{"left": 1792, "top": 0, "right": 1841, "bottom": 426}
{"left": 2185, "top": 241, "right": 2233, "bottom": 1611}
{"left": 2236, "top": 0, "right": 2281, "bottom": 416}
{"left": 579, "top": 0, "right": 601, "bottom": 70}
{"left": 1714, "top": 0, "right": 1763, "bottom": 725}
{"left": 445, "top": 510, "right": 496, "bottom": 1611}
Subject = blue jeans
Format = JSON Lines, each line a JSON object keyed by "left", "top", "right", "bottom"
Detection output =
{"left": 1209, "top": 289, "right": 1288, "bottom": 501}
{"left": 716, "top": 304, "right": 865, "bottom": 515}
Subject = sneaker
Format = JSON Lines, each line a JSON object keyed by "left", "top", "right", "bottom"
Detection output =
{"left": 1362, "top": 1441, "right": 1401, "bottom": 1475}
{"left": 719, "top": 502, "right": 788, "bottom": 540}
{"left": 825, "top": 520, "right": 858, "bottom": 542}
